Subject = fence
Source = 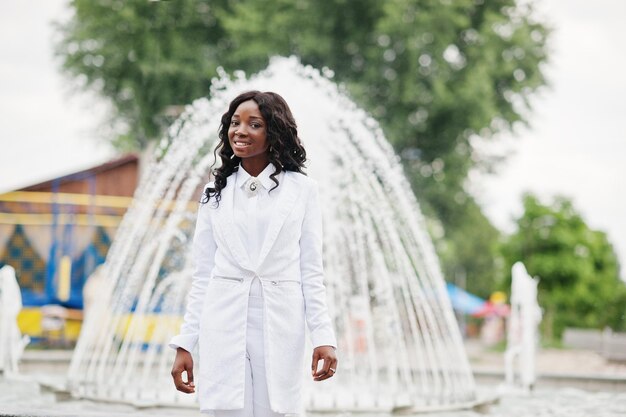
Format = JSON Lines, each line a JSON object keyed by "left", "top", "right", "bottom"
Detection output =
{"left": 563, "top": 327, "right": 626, "bottom": 362}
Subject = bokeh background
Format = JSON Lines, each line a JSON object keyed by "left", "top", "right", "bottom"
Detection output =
{"left": 1, "top": 0, "right": 625, "bottom": 348}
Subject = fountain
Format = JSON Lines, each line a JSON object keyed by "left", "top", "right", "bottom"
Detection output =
{"left": 68, "top": 56, "right": 478, "bottom": 412}
{"left": 504, "top": 262, "right": 542, "bottom": 391}
{"left": 0, "top": 265, "right": 30, "bottom": 375}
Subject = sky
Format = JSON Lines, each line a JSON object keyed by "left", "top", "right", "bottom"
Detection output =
{"left": 470, "top": 0, "right": 626, "bottom": 277}
{"left": 1, "top": 0, "right": 625, "bottom": 276}
{"left": 0, "top": 0, "right": 115, "bottom": 192}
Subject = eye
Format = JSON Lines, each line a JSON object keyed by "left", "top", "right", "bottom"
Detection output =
{"left": 251, "top": 123, "right": 262, "bottom": 129}
{"left": 230, "top": 120, "right": 239, "bottom": 127}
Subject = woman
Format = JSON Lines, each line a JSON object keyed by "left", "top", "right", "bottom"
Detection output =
{"left": 170, "top": 91, "right": 338, "bottom": 417}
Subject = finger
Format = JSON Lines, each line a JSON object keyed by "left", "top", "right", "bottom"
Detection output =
{"left": 186, "top": 363, "right": 195, "bottom": 388}
{"left": 311, "top": 350, "right": 320, "bottom": 375}
{"left": 313, "top": 358, "right": 327, "bottom": 378}
{"left": 315, "top": 358, "right": 338, "bottom": 381}
{"left": 314, "top": 354, "right": 332, "bottom": 379}
{"left": 328, "top": 358, "right": 338, "bottom": 378}
{"left": 172, "top": 367, "right": 194, "bottom": 394}
{"left": 171, "top": 368, "right": 184, "bottom": 391}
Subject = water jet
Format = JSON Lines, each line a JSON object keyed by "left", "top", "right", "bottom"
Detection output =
{"left": 69, "top": 56, "right": 477, "bottom": 412}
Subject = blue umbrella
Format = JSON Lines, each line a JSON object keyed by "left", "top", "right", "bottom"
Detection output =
{"left": 445, "top": 283, "right": 487, "bottom": 315}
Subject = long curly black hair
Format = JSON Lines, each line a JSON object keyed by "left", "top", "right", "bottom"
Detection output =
{"left": 202, "top": 91, "right": 307, "bottom": 206}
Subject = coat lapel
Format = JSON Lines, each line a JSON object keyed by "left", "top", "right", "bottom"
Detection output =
{"left": 214, "top": 175, "right": 252, "bottom": 271}
{"left": 256, "top": 172, "right": 302, "bottom": 270}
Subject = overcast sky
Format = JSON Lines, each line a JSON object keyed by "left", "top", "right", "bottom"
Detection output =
{"left": 471, "top": 0, "right": 626, "bottom": 277}
{"left": 1, "top": 0, "right": 625, "bottom": 277}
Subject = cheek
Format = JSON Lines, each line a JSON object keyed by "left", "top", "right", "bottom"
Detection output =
{"left": 259, "top": 130, "right": 268, "bottom": 144}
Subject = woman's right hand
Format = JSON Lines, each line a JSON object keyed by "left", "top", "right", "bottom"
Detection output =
{"left": 171, "top": 347, "right": 195, "bottom": 393}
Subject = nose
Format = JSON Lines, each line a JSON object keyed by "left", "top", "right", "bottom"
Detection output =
{"left": 235, "top": 125, "right": 247, "bottom": 137}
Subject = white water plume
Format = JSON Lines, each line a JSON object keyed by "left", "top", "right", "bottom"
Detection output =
{"left": 68, "top": 56, "right": 476, "bottom": 412}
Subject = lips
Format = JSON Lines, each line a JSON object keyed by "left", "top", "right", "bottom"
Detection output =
{"left": 233, "top": 141, "right": 252, "bottom": 147}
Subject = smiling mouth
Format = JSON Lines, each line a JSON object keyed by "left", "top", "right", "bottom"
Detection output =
{"left": 233, "top": 141, "right": 252, "bottom": 147}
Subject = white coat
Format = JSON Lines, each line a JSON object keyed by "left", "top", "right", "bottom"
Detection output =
{"left": 169, "top": 169, "right": 337, "bottom": 414}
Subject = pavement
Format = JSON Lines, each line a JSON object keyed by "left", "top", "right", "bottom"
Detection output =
{"left": 465, "top": 339, "right": 626, "bottom": 376}
{"left": 2, "top": 342, "right": 626, "bottom": 416}
{"left": 466, "top": 339, "right": 626, "bottom": 392}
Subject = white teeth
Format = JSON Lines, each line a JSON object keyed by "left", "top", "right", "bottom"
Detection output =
{"left": 235, "top": 141, "right": 251, "bottom": 146}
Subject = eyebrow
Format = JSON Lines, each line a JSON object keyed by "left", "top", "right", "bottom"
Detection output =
{"left": 231, "top": 114, "right": 264, "bottom": 121}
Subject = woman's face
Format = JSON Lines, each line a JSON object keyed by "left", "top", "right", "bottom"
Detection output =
{"left": 228, "top": 99, "right": 269, "bottom": 161}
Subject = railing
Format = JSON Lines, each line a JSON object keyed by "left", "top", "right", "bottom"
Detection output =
{"left": 563, "top": 327, "right": 626, "bottom": 362}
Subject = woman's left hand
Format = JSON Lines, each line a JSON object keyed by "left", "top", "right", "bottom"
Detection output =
{"left": 311, "top": 345, "right": 338, "bottom": 381}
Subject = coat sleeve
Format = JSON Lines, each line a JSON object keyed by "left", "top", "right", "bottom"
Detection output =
{"left": 300, "top": 179, "right": 337, "bottom": 349}
{"left": 168, "top": 186, "right": 217, "bottom": 353}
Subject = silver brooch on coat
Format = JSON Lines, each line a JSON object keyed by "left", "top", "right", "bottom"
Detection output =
{"left": 244, "top": 177, "right": 260, "bottom": 198}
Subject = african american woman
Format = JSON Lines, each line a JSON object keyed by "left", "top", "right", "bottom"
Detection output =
{"left": 170, "top": 91, "right": 338, "bottom": 417}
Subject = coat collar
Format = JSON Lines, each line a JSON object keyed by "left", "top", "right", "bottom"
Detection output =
{"left": 214, "top": 169, "right": 302, "bottom": 272}
{"left": 235, "top": 162, "right": 280, "bottom": 191}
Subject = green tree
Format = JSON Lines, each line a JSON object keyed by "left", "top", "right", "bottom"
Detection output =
{"left": 55, "top": 0, "right": 230, "bottom": 148}
{"left": 501, "top": 194, "right": 626, "bottom": 339}
{"left": 55, "top": 0, "right": 549, "bottom": 295}
{"left": 436, "top": 198, "right": 502, "bottom": 298}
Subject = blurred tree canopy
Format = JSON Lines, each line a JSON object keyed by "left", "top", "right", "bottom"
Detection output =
{"left": 501, "top": 194, "right": 626, "bottom": 339}
{"left": 56, "top": 0, "right": 549, "bottom": 296}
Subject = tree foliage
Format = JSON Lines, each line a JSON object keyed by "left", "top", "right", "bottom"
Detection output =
{"left": 55, "top": 0, "right": 229, "bottom": 148}
{"left": 436, "top": 197, "right": 502, "bottom": 297}
{"left": 501, "top": 194, "right": 626, "bottom": 339}
{"left": 55, "top": 0, "right": 550, "bottom": 295}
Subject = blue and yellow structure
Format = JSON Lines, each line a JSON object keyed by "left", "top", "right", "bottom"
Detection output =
{"left": 0, "top": 154, "right": 139, "bottom": 344}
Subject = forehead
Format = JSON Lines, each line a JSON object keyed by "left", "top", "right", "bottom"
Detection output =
{"left": 232, "top": 99, "right": 263, "bottom": 118}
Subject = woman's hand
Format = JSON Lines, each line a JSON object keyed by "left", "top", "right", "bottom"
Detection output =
{"left": 311, "top": 345, "right": 338, "bottom": 381}
{"left": 171, "top": 347, "right": 195, "bottom": 393}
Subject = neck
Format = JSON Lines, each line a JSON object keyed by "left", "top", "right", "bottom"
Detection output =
{"left": 241, "top": 158, "right": 270, "bottom": 177}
